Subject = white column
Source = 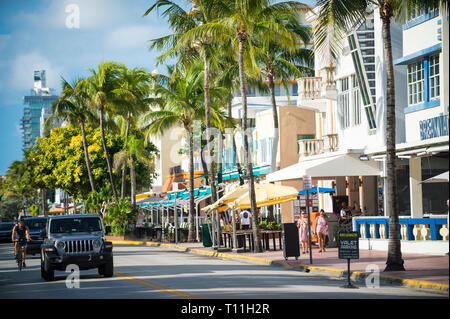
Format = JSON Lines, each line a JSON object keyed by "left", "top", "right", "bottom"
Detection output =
{"left": 409, "top": 157, "right": 423, "bottom": 218}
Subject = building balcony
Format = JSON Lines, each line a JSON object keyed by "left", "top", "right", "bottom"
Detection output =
{"left": 297, "top": 67, "right": 337, "bottom": 109}
{"left": 298, "top": 134, "right": 339, "bottom": 157}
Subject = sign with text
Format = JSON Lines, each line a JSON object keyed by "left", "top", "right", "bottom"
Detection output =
{"left": 338, "top": 232, "right": 359, "bottom": 259}
{"left": 302, "top": 175, "right": 312, "bottom": 190}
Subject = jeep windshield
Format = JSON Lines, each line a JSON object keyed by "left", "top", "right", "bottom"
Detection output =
{"left": 50, "top": 217, "right": 103, "bottom": 234}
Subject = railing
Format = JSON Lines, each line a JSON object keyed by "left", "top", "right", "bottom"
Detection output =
{"left": 298, "top": 134, "right": 339, "bottom": 157}
{"left": 298, "top": 77, "right": 321, "bottom": 100}
{"left": 353, "top": 217, "right": 449, "bottom": 241}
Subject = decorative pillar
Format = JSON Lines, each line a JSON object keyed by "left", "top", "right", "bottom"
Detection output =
{"left": 362, "top": 176, "right": 378, "bottom": 216}
{"left": 409, "top": 157, "right": 423, "bottom": 218}
{"left": 347, "top": 176, "right": 360, "bottom": 210}
{"left": 335, "top": 176, "right": 346, "bottom": 196}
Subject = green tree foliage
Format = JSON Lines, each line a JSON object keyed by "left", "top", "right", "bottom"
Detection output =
{"left": 28, "top": 125, "right": 157, "bottom": 201}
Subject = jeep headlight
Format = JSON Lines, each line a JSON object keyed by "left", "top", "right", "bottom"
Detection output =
{"left": 93, "top": 239, "right": 102, "bottom": 249}
{"left": 55, "top": 241, "right": 65, "bottom": 250}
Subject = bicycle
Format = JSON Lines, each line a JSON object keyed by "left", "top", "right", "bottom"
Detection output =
{"left": 15, "top": 239, "right": 27, "bottom": 272}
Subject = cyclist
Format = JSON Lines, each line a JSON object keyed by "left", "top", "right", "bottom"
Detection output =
{"left": 11, "top": 217, "right": 30, "bottom": 268}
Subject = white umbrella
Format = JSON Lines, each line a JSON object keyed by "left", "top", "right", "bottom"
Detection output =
{"left": 421, "top": 171, "right": 449, "bottom": 183}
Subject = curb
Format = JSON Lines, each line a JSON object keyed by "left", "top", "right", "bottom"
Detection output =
{"left": 110, "top": 240, "right": 449, "bottom": 293}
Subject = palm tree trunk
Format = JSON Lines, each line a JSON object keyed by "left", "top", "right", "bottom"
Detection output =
{"left": 267, "top": 73, "right": 278, "bottom": 222}
{"left": 380, "top": 7, "right": 404, "bottom": 271}
{"left": 130, "top": 154, "right": 136, "bottom": 211}
{"left": 41, "top": 189, "right": 48, "bottom": 217}
{"left": 121, "top": 112, "right": 131, "bottom": 199}
{"left": 238, "top": 36, "right": 262, "bottom": 252}
{"left": 203, "top": 53, "right": 218, "bottom": 204}
{"left": 80, "top": 120, "right": 96, "bottom": 193}
{"left": 99, "top": 106, "right": 119, "bottom": 204}
{"left": 229, "top": 96, "right": 244, "bottom": 185}
{"left": 268, "top": 73, "right": 279, "bottom": 173}
{"left": 187, "top": 127, "right": 196, "bottom": 242}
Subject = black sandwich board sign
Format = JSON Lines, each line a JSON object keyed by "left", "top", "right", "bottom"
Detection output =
{"left": 338, "top": 232, "right": 359, "bottom": 259}
{"left": 338, "top": 232, "right": 359, "bottom": 288}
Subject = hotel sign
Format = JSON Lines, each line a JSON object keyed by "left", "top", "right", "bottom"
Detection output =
{"left": 419, "top": 113, "right": 449, "bottom": 140}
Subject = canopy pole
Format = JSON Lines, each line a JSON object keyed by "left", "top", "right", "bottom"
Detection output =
{"left": 195, "top": 202, "right": 199, "bottom": 242}
{"left": 216, "top": 208, "right": 221, "bottom": 248}
{"left": 232, "top": 208, "right": 238, "bottom": 251}
{"left": 174, "top": 198, "right": 178, "bottom": 244}
{"left": 211, "top": 210, "right": 216, "bottom": 249}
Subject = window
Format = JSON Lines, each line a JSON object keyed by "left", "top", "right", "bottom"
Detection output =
{"left": 292, "top": 83, "right": 298, "bottom": 96}
{"left": 338, "top": 77, "right": 350, "bottom": 129}
{"left": 407, "top": 60, "right": 424, "bottom": 105}
{"left": 429, "top": 54, "right": 440, "bottom": 100}
{"left": 352, "top": 75, "right": 361, "bottom": 126}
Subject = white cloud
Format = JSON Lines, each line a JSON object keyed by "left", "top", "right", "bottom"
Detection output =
{"left": 9, "top": 0, "right": 155, "bottom": 30}
{"left": 11, "top": 51, "right": 63, "bottom": 91}
{"left": 105, "top": 24, "right": 166, "bottom": 50}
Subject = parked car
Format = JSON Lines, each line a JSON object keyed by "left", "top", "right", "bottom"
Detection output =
{"left": 0, "top": 222, "right": 14, "bottom": 243}
{"left": 24, "top": 217, "right": 48, "bottom": 255}
{"left": 40, "top": 214, "right": 113, "bottom": 281}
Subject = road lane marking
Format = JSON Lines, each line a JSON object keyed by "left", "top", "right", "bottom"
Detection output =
{"left": 114, "top": 271, "right": 205, "bottom": 299}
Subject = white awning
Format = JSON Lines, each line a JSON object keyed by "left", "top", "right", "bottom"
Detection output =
{"left": 421, "top": 171, "right": 449, "bottom": 183}
{"left": 265, "top": 154, "right": 381, "bottom": 182}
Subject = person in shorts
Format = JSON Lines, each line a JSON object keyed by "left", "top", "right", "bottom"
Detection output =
{"left": 11, "top": 217, "right": 30, "bottom": 268}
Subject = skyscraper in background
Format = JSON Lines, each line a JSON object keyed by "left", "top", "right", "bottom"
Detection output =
{"left": 21, "top": 70, "right": 59, "bottom": 150}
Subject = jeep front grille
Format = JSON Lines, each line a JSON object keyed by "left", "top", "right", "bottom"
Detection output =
{"left": 64, "top": 240, "right": 94, "bottom": 254}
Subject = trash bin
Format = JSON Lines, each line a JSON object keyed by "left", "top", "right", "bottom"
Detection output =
{"left": 202, "top": 224, "right": 212, "bottom": 247}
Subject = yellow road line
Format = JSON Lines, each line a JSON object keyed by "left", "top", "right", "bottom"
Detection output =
{"left": 114, "top": 271, "right": 205, "bottom": 299}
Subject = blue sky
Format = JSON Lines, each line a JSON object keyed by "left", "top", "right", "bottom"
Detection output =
{"left": 0, "top": 0, "right": 316, "bottom": 175}
{"left": 0, "top": 0, "right": 175, "bottom": 174}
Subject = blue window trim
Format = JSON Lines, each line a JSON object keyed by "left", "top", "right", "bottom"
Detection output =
{"left": 394, "top": 43, "right": 441, "bottom": 65}
{"left": 404, "top": 99, "right": 441, "bottom": 114}
{"left": 402, "top": 5, "right": 439, "bottom": 30}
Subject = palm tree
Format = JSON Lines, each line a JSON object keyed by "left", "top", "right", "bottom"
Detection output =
{"left": 140, "top": 63, "right": 225, "bottom": 242}
{"left": 47, "top": 77, "right": 97, "bottom": 193}
{"left": 84, "top": 62, "right": 121, "bottom": 204}
{"left": 313, "top": 0, "right": 448, "bottom": 271}
{"left": 177, "top": 0, "right": 309, "bottom": 252}
{"left": 113, "top": 64, "right": 152, "bottom": 201}
{"left": 145, "top": 0, "right": 227, "bottom": 204}
{"left": 256, "top": 16, "right": 314, "bottom": 173}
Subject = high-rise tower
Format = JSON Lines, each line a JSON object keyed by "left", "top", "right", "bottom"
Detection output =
{"left": 21, "top": 70, "right": 59, "bottom": 150}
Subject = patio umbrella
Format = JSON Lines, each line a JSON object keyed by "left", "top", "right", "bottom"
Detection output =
{"left": 201, "top": 184, "right": 250, "bottom": 212}
{"left": 229, "top": 183, "right": 298, "bottom": 210}
{"left": 421, "top": 171, "right": 449, "bottom": 183}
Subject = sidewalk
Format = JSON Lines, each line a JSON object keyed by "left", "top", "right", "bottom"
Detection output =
{"left": 110, "top": 239, "right": 449, "bottom": 293}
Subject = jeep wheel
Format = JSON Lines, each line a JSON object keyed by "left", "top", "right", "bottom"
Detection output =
{"left": 99, "top": 259, "right": 113, "bottom": 277}
{"left": 41, "top": 251, "right": 54, "bottom": 281}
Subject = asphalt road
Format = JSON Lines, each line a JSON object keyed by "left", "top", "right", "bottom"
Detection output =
{"left": 0, "top": 243, "right": 446, "bottom": 299}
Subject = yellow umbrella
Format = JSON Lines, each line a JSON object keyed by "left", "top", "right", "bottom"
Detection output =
{"left": 201, "top": 184, "right": 250, "bottom": 212}
{"left": 229, "top": 183, "right": 298, "bottom": 210}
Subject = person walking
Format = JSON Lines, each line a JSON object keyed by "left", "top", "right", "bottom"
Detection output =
{"left": 316, "top": 210, "right": 328, "bottom": 252}
{"left": 298, "top": 211, "right": 310, "bottom": 254}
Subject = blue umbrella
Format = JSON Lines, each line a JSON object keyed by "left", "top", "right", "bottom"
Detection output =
{"left": 298, "top": 187, "right": 335, "bottom": 195}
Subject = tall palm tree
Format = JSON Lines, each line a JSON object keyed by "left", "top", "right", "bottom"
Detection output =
{"left": 256, "top": 16, "right": 314, "bottom": 173}
{"left": 140, "top": 63, "right": 225, "bottom": 242}
{"left": 47, "top": 77, "right": 97, "bottom": 193}
{"left": 313, "top": 0, "right": 448, "bottom": 271}
{"left": 177, "top": 0, "right": 309, "bottom": 252}
{"left": 84, "top": 62, "right": 121, "bottom": 204}
{"left": 113, "top": 64, "right": 152, "bottom": 201}
{"left": 145, "top": 0, "right": 227, "bottom": 204}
